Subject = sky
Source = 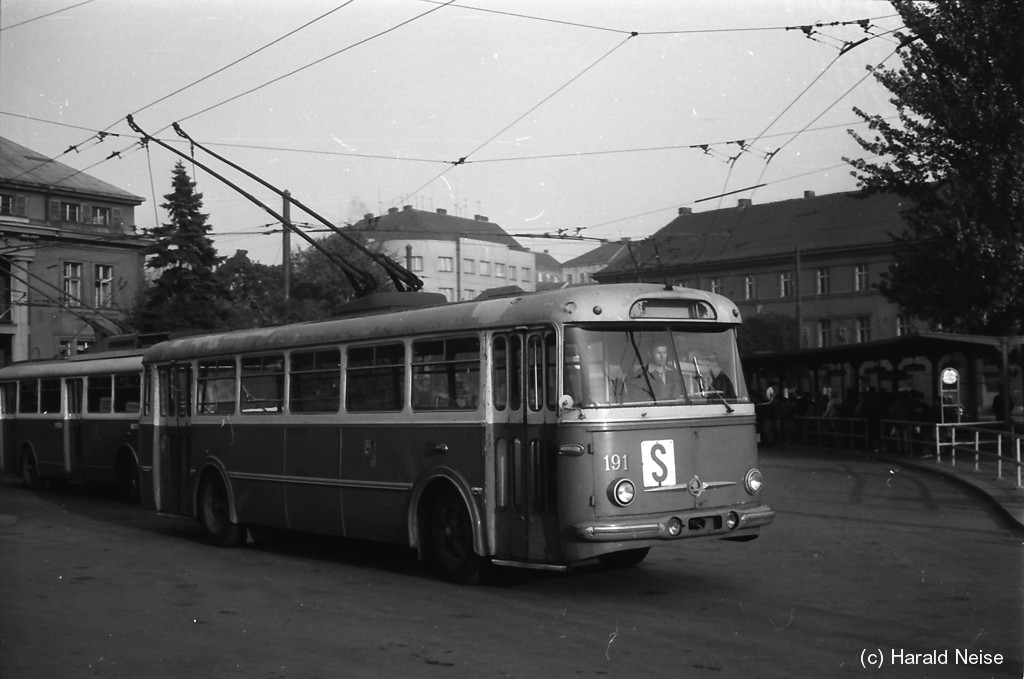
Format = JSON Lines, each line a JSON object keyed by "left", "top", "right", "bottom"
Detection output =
{"left": 0, "top": 0, "right": 903, "bottom": 265}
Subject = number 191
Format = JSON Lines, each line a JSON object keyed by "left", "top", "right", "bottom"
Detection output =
{"left": 603, "top": 454, "right": 628, "bottom": 471}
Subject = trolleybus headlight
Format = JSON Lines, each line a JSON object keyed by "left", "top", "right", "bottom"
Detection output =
{"left": 744, "top": 468, "right": 763, "bottom": 494}
{"left": 667, "top": 517, "right": 683, "bottom": 536}
{"left": 725, "top": 512, "right": 739, "bottom": 530}
{"left": 608, "top": 478, "right": 636, "bottom": 506}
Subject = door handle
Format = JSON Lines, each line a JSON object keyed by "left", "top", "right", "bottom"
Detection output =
{"left": 434, "top": 443, "right": 449, "bottom": 454}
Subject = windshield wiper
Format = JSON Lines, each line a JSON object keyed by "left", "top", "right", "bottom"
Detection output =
{"left": 692, "top": 356, "right": 734, "bottom": 413}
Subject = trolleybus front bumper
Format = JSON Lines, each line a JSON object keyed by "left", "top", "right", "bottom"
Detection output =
{"left": 574, "top": 504, "right": 775, "bottom": 542}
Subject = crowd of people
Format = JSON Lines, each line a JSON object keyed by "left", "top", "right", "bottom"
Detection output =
{"left": 755, "top": 385, "right": 1016, "bottom": 453}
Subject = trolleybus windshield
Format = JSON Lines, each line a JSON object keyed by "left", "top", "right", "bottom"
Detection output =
{"left": 563, "top": 325, "right": 749, "bottom": 408}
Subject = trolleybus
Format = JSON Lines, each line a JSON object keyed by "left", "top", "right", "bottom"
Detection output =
{"left": 0, "top": 350, "right": 144, "bottom": 501}
{"left": 138, "top": 284, "right": 773, "bottom": 581}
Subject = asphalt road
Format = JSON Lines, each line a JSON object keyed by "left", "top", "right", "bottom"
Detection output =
{"left": 1, "top": 446, "right": 1021, "bottom": 679}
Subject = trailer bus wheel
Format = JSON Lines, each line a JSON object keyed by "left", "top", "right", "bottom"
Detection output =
{"left": 21, "top": 452, "right": 44, "bottom": 491}
{"left": 116, "top": 453, "right": 141, "bottom": 504}
{"left": 428, "top": 486, "right": 481, "bottom": 584}
{"left": 198, "top": 473, "right": 246, "bottom": 547}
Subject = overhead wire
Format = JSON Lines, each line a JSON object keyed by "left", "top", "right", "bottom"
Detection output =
{"left": 0, "top": 0, "right": 97, "bottom": 32}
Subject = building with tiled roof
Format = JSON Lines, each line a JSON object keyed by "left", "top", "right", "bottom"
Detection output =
{"left": 594, "top": 190, "right": 919, "bottom": 348}
{"left": 350, "top": 206, "right": 536, "bottom": 301}
{"left": 1, "top": 137, "right": 148, "bottom": 362}
{"left": 561, "top": 240, "right": 631, "bottom": 286}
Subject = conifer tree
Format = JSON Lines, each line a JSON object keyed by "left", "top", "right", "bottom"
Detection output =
{"left": 132, "top": 162, "right": 230, "bottom": 332}
{"left": 847, "top": 0, "right": 1024, "bottom": 335}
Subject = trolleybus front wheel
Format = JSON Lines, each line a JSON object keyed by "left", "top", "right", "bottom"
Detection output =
{"left": 198, "top": 473, "right": 246, "bottom": 548}
{"left": 598, "top": 547, "right": 650, "bottom": 569}
{"left": 428, "top": 486, "right": 482, "bottom": 584}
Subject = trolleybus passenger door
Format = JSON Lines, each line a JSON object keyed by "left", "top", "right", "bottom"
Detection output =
{"left": 158, "top": 365, "right": 193, "bottom": 516}
{"left": 65, "top": 378, "right": 84, "bottom": 478}
{"left": 493, "top": 330, "right": 560, "bottom": 564}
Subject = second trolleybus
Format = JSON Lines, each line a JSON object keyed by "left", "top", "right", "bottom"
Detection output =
{"left": 135, "top": 283, "right": 773, "bottom": 581}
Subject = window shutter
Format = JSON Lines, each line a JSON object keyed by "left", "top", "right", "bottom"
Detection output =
{"left": 13, "top": 195, "right": 26, "bottom": 216}
{"left": 49, "top": 199, "right": 61, "bottom": 221}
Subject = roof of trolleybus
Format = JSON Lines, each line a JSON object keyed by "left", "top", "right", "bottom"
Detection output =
{"left": 141, "top": 284, "right": 742, "bottom": 362}
{"left": 0, "top": 350, "right": 144, "bottom": 380}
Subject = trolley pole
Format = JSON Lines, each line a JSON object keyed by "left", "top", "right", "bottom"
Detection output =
{"left": 282, "top": 190, "right": 291, "bottom": 301}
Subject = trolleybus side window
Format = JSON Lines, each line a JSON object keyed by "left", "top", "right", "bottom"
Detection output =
{"left": 492, "top": 336, "right": 508, "bottom": 411}
{"left": 40, "top": 378, "right": 61, "bottom": 414}
{"left": 114, "top": 373, "right": 141, "bottom": 413}
{"left": 197, "top": 359, "right": 237, "bottom": 415}
{"left": 0, "top": 382, "right": 15, "bottom": 414}
{"left": 412, "top": 336, "right": 480, "bottom": 411}
{"left": 526, "top": 333, "right": 556, "bottom": 412}
{"left": 289, "top": 348, "right": 340, "bottom": 413}
{"left": 88, "top": 375, "right": 113, "bottom": 413}
{"left": 346, "top": 343, "right": 404, "bottom": 412}
{"left": 18, "top": 379, "right": 38, "bottom": 414}
{"left": 240, "top": 354, "right": 284, "bottom": 413}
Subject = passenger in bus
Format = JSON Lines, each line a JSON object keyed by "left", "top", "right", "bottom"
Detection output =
{"left": 632, "top": 344, "right": 685, "bottom": 401}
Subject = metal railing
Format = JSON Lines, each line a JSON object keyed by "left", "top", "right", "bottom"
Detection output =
{"left": 784, "top": 416, "right": 1024, "bottom": 488}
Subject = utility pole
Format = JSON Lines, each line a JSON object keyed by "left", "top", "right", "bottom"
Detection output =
{"left": 282, "top": 190, "right": 291, "bottom": 301}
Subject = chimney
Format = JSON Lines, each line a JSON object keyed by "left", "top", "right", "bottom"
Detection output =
{"left": 436, "top": 208, "right": 447, "bottom": 215}
{"left": 677, "top": 207, "right": 692, "bottom": 216}
{"left": 363, "top": 213, "right": 374, "bottom": 220}
{"left": 737, "top": 198, "right": 752, "bottom": 209}
{"left": 474, "top": 214, "right": 489, "bottom": 222}
{"left": 403, "top": 205, "right": 413, "bottom": 211}
{"left": 803, "top": 190, "right": 816, "bottom": 199}
{"left": 388, "top": 207, "right": 399, "bottom": 214}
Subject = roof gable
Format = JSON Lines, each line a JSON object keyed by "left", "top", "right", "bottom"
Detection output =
{"left": 600, "top": 190, "right": 910, "bottom": 277}
{"left": 0, "top": 137, "right": 144, "bottom": 203}
{"left": 352, "top": 207, "right": 524, "bottom": 250}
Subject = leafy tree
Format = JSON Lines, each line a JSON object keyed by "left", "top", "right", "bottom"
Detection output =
{"left": 132, "top": 162, "right": 231, "bottom": 333}
{"left": 847, "top": 0, "right": 1024, "bottom": 335}
{"left": 287, "top": 231, "right": 391, "bottom": 319}
{"left": 215, "top": 250, "right": 286, "bottom": 328}
{"left": 738, "top": 312, "right": 800, "bottom": 356}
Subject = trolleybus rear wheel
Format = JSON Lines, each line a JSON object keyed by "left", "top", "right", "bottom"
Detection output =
{"left": 199, "top": 473, "right": 246, "bottom": 547}
{"left": 21, "top": 452, "right": 44, "bottom": 491}
{"left": 598, "top": 547, "right": 650, "bottom": 569}
{"left": 429, "top": 486, "right": 481, "bottom": 584}
{"left": 116, "top": 453, "right": 141, "bottom": 504}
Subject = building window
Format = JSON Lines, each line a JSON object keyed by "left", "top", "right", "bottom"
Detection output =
{"left": 494, "top": 263, "right": 506, "bottom": 279}
{"left": 744, "top": 275, "right": 757, "bottom": 300}
{"left": 779, "top": 272, "right": 793, "bottom": 298}
{"left": 521, "top": 267, "right": 531, "bottom": 281}
{"left": 854, "top": 264, "right": 869, "bottom": 292}
{"left": 0, "top": 194, "right": 15, "bottom": 216}
{"left": 462, "top": 258, "right": 475, "bottom": 275}
{"left": 438, "top": 257, "right": 454, "bottom": 273}
{"left": 92, "top": 206, "right": 112, "bottom": 226}
{"left": 896, "top": 315, "right": 912, "bottom": 336}
{"left": 58, "top": 338, "right": 90, "bottom": 357}
{"left": 439, "top": 287, "right": 455, "bottom": 302}
{"left": 710, "top": 278, "right": 722, "bottom": 295}
{"left": 94, "top": 265, "right": 114, "bottom": 307}
{"left": 837, "top": 325, "right": 848, "bottom": 345}
{"left": 462, "top": 289, "right": 475, "bottom": 300}
{"left": 479, "top": 261, "right": 491, "bottom": 277}
{"left": 63, "top": 262, "right": 83, "bottom": 306}
{"left": 566, "top": 274, "right": 574, "bottom": 285}
{"left": 857, "top": 317, "right": 871, "bottom": 343}
{"left": 61, "top": 202, "right": 81, "bottom": 222}
{"left": 818, "top": 319, "right": 831, "bottom": 348}
{"left": 409, "top": 256, "right": 423, "bottom": 272}
{"left": 816, "top": 267, "right": 831, "bottom": 295}
{"left": 509, "top": 265, "right": 517, "bottom": 280}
